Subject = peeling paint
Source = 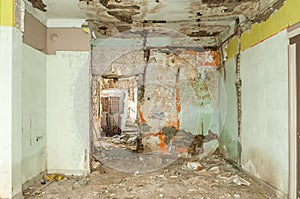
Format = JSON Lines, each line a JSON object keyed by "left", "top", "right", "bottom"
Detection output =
{"left": 79, "top": 0, "right": 277, "bottom": 47}
{"left": 27, "top": 0, "right": 46, "bottom": 12}
{"left": 138, "top": 104, "right": 146, "bottom": 123}
{"left": 238, "top": 0, "right": 298, "bottom": 51}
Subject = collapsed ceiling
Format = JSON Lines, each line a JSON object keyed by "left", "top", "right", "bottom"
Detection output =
{"left": 28, "top": 0, "right": 284, "bottom": 47}
{"left": 78, "top": 0, "right": 284, "bottom": 45}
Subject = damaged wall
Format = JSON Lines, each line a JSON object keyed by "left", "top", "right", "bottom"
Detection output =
{"left": 240, "top": 30, "right": 289, "bottom": 194}
{"left": 220, "top": 0, "right": 300, "bottom": 195}
{"left": 91, "top": 35, "right": 222, "bottom": 157}
{"left": 219, "top": 58, "right": 238, "bottom": 162}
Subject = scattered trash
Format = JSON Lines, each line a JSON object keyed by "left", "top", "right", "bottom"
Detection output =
{"left": 209, "top": 166, "right": 220, "bottom": 174}
{"left": 91, "top": 157, "right": 105, "bottom": 174}
{"left": 127, "top": 136, "right": 137, "bottom": 144}
{"left": 182, "top": 162, "right": 203, "bottom": 170}
{"left": 188, "top": 189, "right": 198, "bottom": 193}
{"left": 32, "top": 190, "right": 43, "bottom": 196}
{"left": 35, "top": 174, "right": 59, "bottom": 192}
{"left": 91, "top": 158, "right": 101, "bottom": 170}
{"left": 72, "top": 178, "right": 89, "bottom": 189}
{"left": 72, "top": 181, "right": 81, "bottom": 189}
{"left": 43, "top": 173, "right": 65, "bottom": 182}
{"left": 40, "top": 178, "right": 46, "bottom": 185}
{"left": 182, "top": 176, "right": 204, "bottom": 185}
{"left": 23, "top": 155, "right": 278, "bottom": 199}
{"left": 226, "top": 175, "right": 251, "bottom": 186}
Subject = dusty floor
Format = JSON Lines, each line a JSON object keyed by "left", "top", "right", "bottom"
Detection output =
{"left": 23, "top": 155, "right": 281, "bottom": 199}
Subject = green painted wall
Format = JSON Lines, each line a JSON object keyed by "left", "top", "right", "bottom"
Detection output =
{"left": 219, "top": 59, "right": 238, "bottom": 162}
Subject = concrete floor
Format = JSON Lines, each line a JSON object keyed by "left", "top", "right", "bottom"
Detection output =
{"left": 23, "top": 155, "right": 280, "bottom": 199}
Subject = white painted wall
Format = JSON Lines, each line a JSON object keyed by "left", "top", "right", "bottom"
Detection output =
{"left": 240, "top": 30, "right": 289, "bottom": 194}
{"left": 11, "top": 27, "right": 23, "bottom": 198}
{"left": 22, "top": 43, "right": 47, "bottom": 184}
{"left": 47, "top": 51, "right": 90, "bottom": 175}
{"left": 0, "top": 26, "right": 23, "bottom": 198}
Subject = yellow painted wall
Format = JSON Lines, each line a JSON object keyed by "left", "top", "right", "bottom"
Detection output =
{"left": 226, "top": 0, "right": 300, "bottom": 58}
{"left": 0, "top": 0, "right": 15, "bottom": 26}
{"left": 226, "top": 36, "right": 239, "bottom": 60}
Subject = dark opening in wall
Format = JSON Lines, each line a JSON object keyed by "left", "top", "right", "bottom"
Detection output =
{"left": 100, "top": 96, "right": 122, "bottom": 137}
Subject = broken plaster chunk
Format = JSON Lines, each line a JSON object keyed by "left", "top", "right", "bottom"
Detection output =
{"left": 198, "top": 139, "right": 219, "bottom": 160}
{"left": 72, "top": 178, "right": 89, "bottom": 189}
{"left": 226, "top": 175, "right": 251, "bottom": 186}
{"left": 209, "top": 166, "right": 220, "bottom": 174}
{"left": 182, "top": 162, "right": 203, "bottom": 171}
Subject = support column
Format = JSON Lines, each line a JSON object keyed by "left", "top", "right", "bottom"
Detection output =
{"left": 0, "top": 0, "right": 23, "bottom": 198}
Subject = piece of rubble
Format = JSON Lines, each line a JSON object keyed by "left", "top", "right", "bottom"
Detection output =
{"left": 182, "top": 162, "right": 203, "bottom": 171}
{"left": 91, "top": 158, "right": 101, "bottom": 170}
{"left": 91, "top": 157, "right": 105, "bottom": 174}
{"left": 72, "top": 178, "right": 89, "bottom": 189}
{"left": 198, "top": 140, "right": 219, "bottom": 160}
{"left": 183, "top": 176, "right": 203, "bottom": 185}
{"left": 226, "top": 175, "right": 251, "bottom": 186}
{"left": 127, "top": 136, "right": 137, "bottom": 143}
{"left": 209, "top": 166, "right": 220, "bottom": 174}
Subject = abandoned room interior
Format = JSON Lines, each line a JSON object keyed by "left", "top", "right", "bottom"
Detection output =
{"left": 2, "top": 0, "right": 300, "bottom": 198}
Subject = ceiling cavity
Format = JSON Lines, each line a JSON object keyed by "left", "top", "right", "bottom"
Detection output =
{"left": 25, "top": 0, "right": 285, "bottom": 48}
{"left": 77, "top": 0, "right": 284, "bottom": 46}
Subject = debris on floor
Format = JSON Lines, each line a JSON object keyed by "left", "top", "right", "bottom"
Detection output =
{"left": 99, "top": 133, "right": 138, "bottom": 151}
{"left": 182, "top": 161, "right": 203, "bottom": 171}
{"left": 23, "top": 155, "right": 280, "bottom": 199}
{"left": 225, "top": 174, "right": 251, "bottom": 186}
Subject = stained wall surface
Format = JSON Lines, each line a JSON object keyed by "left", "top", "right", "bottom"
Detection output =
{"left": 240, "top": 30, "right": 289, "bottom": 193}
{"left": 47, "top": 51, "right": 90, "bottom": 175}
{"left": 219, "top": 59, "right": 238, "bottom": 162}
{"left": 22, "top": 43, "right": 47, "bottom": 185}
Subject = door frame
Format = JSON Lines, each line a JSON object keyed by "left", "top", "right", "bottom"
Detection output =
{"left": 288, "top": 25, "right": 300, "bottom": 199}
